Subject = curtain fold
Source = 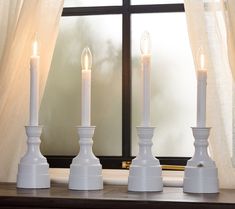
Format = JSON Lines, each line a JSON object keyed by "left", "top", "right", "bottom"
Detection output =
{"left": 184, "top": 0, "right": 235, "bottom": 188}
{"left": 0, "top": 0, "right": 64, "bottom": 182}
{"left": 223, "top": 0, "right": 235, "bottom": 173}
{"left": 224, "top": 0, "right": 235, "bottom": 78}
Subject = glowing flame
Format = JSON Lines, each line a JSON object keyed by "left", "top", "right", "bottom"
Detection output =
{"left": 32, "top": 40, "right": 38, "bottom": 56}
{"left": 140, "top": 31, "right": 151, "bottom": 55}
{"left": 81, "top": 47, "right": 92, "bottom": 70}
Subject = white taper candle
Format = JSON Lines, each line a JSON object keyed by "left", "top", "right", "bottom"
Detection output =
{"left": 197, "top": 51, "right": 207, "bottom": 127}
{"left": 29, "top": 39, "right": 39, "bottom": 126}
{"left": 81, "top": 47, "right": 92, "bottom": 126}
{"left": 141, "top": 55, "right": 151, "bottom": 126}
{"left": 140, "top": 31, "right": 151, "bottom": 127}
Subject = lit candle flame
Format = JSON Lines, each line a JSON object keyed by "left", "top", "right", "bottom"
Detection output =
{"left": 200, "top": 53, "right": 205, "bottom": 70}
{"left": 81, "top": 47, "right": 92, "bottom": 70}
{"left": 197, "top": 46, "right": 207, "bottom": 72}
{"left": 140, "top": 31, "right": 151, "bottom": 55}
{"left": 32, "top": 39, "right": 38, "bottom": 56}
{"left": 84, "top": 54, "right": 89, "bottom": 70}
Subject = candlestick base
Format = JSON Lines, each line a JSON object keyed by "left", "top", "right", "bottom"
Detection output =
{"left": 17, "top": 126, "right": 50, "bottom": 189}
{"left": 128, "top": 126, "right": 163, "bottom": 192}
{"left": 183, "top": 127, "right": 219, "bottom": 193}
{"left": 69, "top": 126, "right": 103, "bottom": 190}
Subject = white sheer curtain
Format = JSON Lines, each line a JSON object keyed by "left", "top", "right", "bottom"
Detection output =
{"left": 0, "top": 0, "right": 64, "bottom": 182}
{"left": 184, "top": 0, "right": 235, "bottom": 188}
{"left": 224, "top": 0, "right": 235, "bottom": 77}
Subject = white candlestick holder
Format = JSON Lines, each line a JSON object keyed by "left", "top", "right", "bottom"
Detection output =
{"left": 128, "top": 126, "right": 163, "bottom": 192}
{"left": 69, "top": 126, "right": 103, "bottom": 190}
{"left": 183, "top": 127, "right": 219, "bottom": 193}
{"left": 17, "top": 126, "right": 50, "bottom": 188}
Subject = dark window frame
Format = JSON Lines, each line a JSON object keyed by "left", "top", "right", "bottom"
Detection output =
{"left": 46, "top": 0, "right": 190, "bottom": 169}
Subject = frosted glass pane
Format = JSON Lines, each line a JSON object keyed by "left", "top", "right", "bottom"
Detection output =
{"left": 40, "top": 15, "right": 122, "bottom": 156}
{"left": 131, "top": 0, "right": 183, "bottom": 4}
{"left": 64, "top": 0, "right": 122, "bottom": 7}
{"left": 132, "top": 13, "right": 196, "bottom": 157}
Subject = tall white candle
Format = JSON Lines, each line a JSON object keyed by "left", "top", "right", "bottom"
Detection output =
{"left": 197, "top": 51, "right": 207, "bottom": 127}
{"left": 81, "top": 47, "right": 92, "bottom": 126}
{"left": 29, "top": 39, "right": 39, "bottom": 126}
{"left": 140, "top": 31, "right": 151, "bottom": 127}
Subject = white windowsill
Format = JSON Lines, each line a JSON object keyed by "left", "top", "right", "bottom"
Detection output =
{"left": 49, "top": 168, "right": 183, "bottom": 187}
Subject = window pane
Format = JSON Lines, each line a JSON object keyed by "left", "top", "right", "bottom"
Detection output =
{"left": 40, "top": 15, "right": 122, "bottom": 156}
{"left": 131, "top": 13, "right": 196, "bottom": 157}
{"left": 131, "top": 0, "right": 183, "bottom": 4}
{"left": 64, "top": 0, "right": 122, "bottom": 7}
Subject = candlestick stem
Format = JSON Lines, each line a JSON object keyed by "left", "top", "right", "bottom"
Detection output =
{"left": 17, "top": 126, "right": 50, "bottom": 188}
{"left": 183, "top": 127, "right": 219, "bottom": 193}
{"left": 69, "top": 126, "right": 103, "bottom": 190}
{"left": 128, "top": 126, "right": 163, "bottom": 192}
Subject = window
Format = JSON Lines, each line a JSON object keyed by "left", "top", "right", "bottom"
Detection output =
{"left": 40, "top": 0, "right": 195, "bottom": 168}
